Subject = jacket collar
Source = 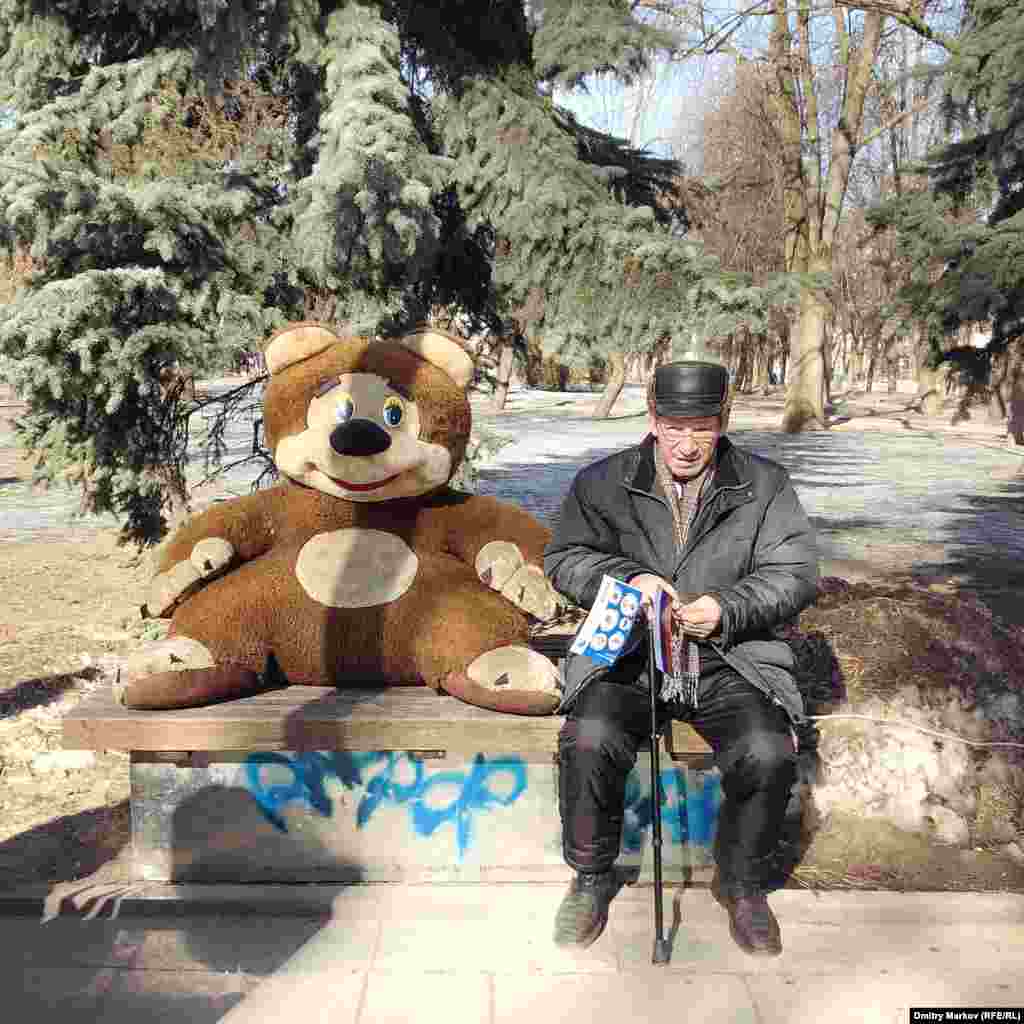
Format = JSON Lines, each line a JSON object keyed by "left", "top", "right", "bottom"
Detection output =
{"left": 625, "top": 433, "right": 742, "bottom": 496}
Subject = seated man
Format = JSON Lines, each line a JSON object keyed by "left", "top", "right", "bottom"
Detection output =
{"left": 544, "top": 360, "right": 819, "bottom": 956}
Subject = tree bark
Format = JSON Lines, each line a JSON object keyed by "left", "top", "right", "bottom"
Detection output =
{"left": 849, "top": 336, "right": 864, "bottom": 385}
{"left": 1007, "top": 342, "right": 1024, "bottom": 444}
{"left": 823, "top": 319, "right": 834, "bottom": 404}
{"left": 779, "top": 7, "right": 884, "bottom": 432}
{"left": 735, "top": 330, "right": 752, "bottom": 392}
{"left": 491, "top": 335, "right": 515, "bottom": 412}
{"left": 523, "top": 331, "right": 543, "bottom": 388}
{"left": 987, "top": 349, "right": 1008, "bottom": 423}
{"left": 753, "top": 333, "right": 771, "bottom": 390}
{"left": 720, "top": 333, "right": 735, "bottom": 376}
{"left": 914, "top": 330, "right": 943, "bottom": 416}
{"left": 782, "top": 275, "right": 829, "bottom": 431}
{"left": 592, "top": 349, "right": 627, "bottom": 418}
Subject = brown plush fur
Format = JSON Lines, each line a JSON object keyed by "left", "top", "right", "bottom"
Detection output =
{"left": 124, "top": 322, "right": 558, "bottom": 712}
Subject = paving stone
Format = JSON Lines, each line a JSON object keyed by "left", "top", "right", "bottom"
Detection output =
{"left": 361, "top": 970, "right": 489, "bottom": 1024}
{"left": 4, "top": 966, "right": 114, "bottom": 1023}
{"left": 95, "top": 967, "right": 257, "bottom": 1024}
{"left": 218, "top": 968, "right": 364, "bottom": 1024}
{"left": 492, "top": 971, "right": 757, "bottom": 1024}
{"left": 745, "top": 967, "right": 1024, "bottom": 1024}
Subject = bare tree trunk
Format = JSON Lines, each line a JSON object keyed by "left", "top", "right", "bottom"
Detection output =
{"left": 592, "top": 349, "right": 627, "bottom": 418}
{"left": 624, "top": 352, "right": 640, "bottom": 384}
{"left": 492, "top": 335, "right": 515, "bottom": 411}
{"left": 823, "top": 319, "right": 834, "bottom": 405}
{"left": 838, "top": 329, "right": 851, "bottom": 384}
{"left": 850, "top": 338, "right": 864, "bottom": 386}
{"left": 987, "top": 350, "right": 1008, "bottom": 423}
{"left": 914, "top": 329, "right": 943, "bottom": 416}
{"left": 877, "top": 328, "right": 900, "bottom": 395}
{"left": 779, "top": 6, "right": 884, "bottom": 432}
{"left": 777, "top": 327, "right": 789, "bottom": 385}
{"left": 753, "top": 333, "right": 770, "bottom": 391}
{"left": 523, "top": 331, "right": 543, "bottom": 388}
{"left": 1007, "top": 343, "right": 1024, "bottom": 444}
{"left": 720, "top": 333, "right": 735, "bottom": 376}
{"left": 782, "top": 277, "right": 828, "bottom": 431}
{"left": 735, "top": 330, "right": 752, "bottom": 392}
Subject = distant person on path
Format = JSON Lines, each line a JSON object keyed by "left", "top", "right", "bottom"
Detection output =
{"left": 544, "top": 361, "right": 819, "bottom": 956}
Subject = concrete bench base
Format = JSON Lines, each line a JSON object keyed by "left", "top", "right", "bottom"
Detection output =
{"left": 129, "top": 748, "right": 722, "bottom": 884}
{"left": 64, "top": 638, "right": 722, "bottom": 885}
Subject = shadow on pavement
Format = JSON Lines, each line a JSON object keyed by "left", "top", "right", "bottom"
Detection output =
{"left": 0, "top": 786, "right": 371, "bottom": 1023}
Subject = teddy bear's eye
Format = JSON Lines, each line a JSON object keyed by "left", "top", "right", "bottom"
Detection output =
{"left": 333, "top": 394, "right": 355, "bottom": 424}
{"left": 382, "top": 396, "right": 404, "bottom": 427}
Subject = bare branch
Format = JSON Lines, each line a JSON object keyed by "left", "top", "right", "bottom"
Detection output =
{"left": 859, "top": 93, "right": 936, "bottom": 149}
{"left": 834, "top": 0, "right": 957, "bottom": 51}
{"left": 633, "top": 0, "right": 957, "bottom": 54}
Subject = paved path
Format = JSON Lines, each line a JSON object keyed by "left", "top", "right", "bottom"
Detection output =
{"left": 2, "top": 383, "right": 1023, "bottom": 623}
{"left": 1, "top": 883, "right": 1022, "bottom": 1023}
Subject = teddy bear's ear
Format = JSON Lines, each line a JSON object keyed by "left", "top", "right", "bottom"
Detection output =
{"left": 263, "top": 322, "right": 341, "bottom": 375}
{"left": 393, "top": 327, "right": 475, "bottom": 389}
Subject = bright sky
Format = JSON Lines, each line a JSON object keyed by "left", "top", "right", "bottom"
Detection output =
{"left": 550, "top": 3, "right": 955, "bottom": 177}
{"left": 546, "top": 0, "right": 787, "bottom": 171}
{"left": 552, "top": 52, "right": 737, "bottom": 169}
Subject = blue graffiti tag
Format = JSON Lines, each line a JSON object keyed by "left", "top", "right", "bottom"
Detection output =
{"left": 244, "top": 751, "right": 528, "bottom": 859}
{"left": 621, "top": 765, "right": 722, "bottom": 852}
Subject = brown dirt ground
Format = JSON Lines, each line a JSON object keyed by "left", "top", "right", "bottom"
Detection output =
{"left": 0, "top": 526, "right": 154, "bottom": 888}
{"left": 1, "top": 386, "right": 1023, "bottom": 895}
{"left": 771, "top": 579, "right": 1024, "bottom": 895}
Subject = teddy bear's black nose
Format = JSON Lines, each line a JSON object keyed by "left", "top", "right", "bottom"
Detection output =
{"left": 330, "top": 418, "right": 392, "bottom": 456}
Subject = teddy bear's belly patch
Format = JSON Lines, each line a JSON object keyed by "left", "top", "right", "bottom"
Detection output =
{"left": 295, "top": 528, "right": 419, "bottom": 608}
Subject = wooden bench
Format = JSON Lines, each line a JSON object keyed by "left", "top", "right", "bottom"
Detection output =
{"left": 62, "top": 624, "right": 718, "bottom": 884}
{"left": 63, "top": 624, "right": 714, "bottom": 761}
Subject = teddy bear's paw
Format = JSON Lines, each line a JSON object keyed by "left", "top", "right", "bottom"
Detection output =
{"left": 116, "top": 636, "right": 227, "bottom": 708}
{"left": 144, "top": 561, "right": 204, "bottom": 618}
{"left": 499, "top": 564, "right": 561, "bottom": 622}
{"left": 443, "top": 645, "right": 561, "bottom": 715}
{"left": 120, "top": 637, "right": 216, "bottom": 691}
{"left": 143, "top": 539, "right": 235, "bottom": 617}
{"left": 475, "top": 540, "right": 525, "bottom": 592}
{"left": 190, "top": 537, "right": 235, "bottom": 577}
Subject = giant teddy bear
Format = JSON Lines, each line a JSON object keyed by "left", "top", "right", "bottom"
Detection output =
{"left": 116, "top": 321, "right": 565, "bottom": 715}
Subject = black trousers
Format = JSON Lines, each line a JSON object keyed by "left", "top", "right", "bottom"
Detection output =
{"left": 558, "top": 646, "right": 798, "bottom": 894}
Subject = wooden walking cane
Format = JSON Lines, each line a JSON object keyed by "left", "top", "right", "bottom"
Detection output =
{"left": 646, "top": 593, "right": 671, "bottom": 965}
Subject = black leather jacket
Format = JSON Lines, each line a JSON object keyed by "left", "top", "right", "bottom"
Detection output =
{"left": 544, "top": 434, "right": 819, "bottom": 728}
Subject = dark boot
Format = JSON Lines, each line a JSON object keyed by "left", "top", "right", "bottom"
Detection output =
{"left": 711, "top": 868, "right": 782, "bottom": 957}
{"left": 553, "top": 870, "right": 617, "bottom": 948}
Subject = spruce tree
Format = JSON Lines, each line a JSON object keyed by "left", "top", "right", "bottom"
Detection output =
{"left": 876, "top": 0, "right": 1024, "bottom": 388}
{"left": 0, "top": 0, "right": 749, "bottom": 545}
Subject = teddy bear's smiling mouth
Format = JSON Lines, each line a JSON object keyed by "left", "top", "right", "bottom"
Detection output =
{"left": 328, "top": 472, "right": 402, "bottom": 491}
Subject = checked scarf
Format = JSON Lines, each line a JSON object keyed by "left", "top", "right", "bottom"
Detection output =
{"left": 652, "top": 442, "right": 714, "bottom": 709}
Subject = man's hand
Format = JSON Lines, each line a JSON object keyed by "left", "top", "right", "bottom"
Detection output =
{"left": 630, "top": 573, "right": 679, "bottom": 612}
{"left": 673, "top": 595, "right": 722, "bottom": 640}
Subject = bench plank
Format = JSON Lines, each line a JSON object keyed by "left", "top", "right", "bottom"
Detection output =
{"left": 62, "top": 684, "right": 713, "bottom": 757}
{"left": 61, "top": 625, "right": 713, "bottom": 758}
